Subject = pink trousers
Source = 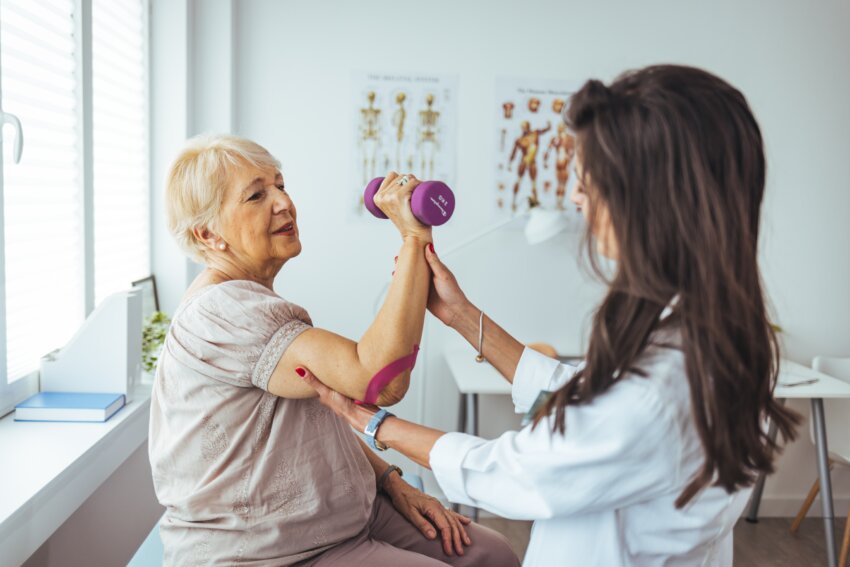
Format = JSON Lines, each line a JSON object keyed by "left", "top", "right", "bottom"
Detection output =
{"left": 299, "top": 494, "right": 521, "bottom": 566}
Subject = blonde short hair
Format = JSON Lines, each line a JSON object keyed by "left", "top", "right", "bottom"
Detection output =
{"left": 165, "top": 134, "right": 281, "bottom": 263}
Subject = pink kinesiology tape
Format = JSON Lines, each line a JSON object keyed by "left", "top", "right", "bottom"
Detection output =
{"left": 358, "top": 345, "right": 420, "bottom": 405}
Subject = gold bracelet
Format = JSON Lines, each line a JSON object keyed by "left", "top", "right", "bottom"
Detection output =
{"left": 475, "top": 310, "right": 485, "bottom": 363}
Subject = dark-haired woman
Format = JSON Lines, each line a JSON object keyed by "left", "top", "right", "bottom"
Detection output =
{"left": 296, "top": 65, "right": 800, "bottom": 566}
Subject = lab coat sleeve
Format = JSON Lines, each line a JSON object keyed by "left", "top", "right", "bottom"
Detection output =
{"left": 431, "top": 379, "right": 679, "bottom": 520}
{"left": 512, "top": 347, "right": 578, "bottom": 414}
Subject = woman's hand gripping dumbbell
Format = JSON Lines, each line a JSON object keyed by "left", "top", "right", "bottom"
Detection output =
{"left": 364, "top": 173, "right": 455, "bottom": 226}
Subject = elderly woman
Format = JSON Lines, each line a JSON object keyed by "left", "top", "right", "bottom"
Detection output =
{"left": 149, "top": 134, "right": 518, "bottom": 567}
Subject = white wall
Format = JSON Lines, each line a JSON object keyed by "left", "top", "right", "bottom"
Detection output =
{"left": 22, "top": 444, "right": 163, "bottom": 567}
{"left": 150, "top": 0, "right": 191, "bottom": 313}
{"left": 150, "top": 0, "right": 850, "bottom": 515}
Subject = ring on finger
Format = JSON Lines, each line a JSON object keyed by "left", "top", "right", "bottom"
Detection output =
{"left": 398, "top": 175, "right": 410, "bottom": 186}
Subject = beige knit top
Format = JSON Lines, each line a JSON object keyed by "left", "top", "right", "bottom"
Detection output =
{"left": 148, "top": 280, "right": 375, "bottom": 566}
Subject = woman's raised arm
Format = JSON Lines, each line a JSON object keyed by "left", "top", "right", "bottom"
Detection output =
{"left": 267, "top": 173, "right": 432, "bottom": 405}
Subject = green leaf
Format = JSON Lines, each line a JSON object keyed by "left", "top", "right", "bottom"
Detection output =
{"left": 142, "top": 310, "right": 171, "bottom": 373}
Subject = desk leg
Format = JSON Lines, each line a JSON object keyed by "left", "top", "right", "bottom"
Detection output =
{"left": 468, "top": 393, "right": 479, "bottom": 437}
{"left": 458, "top": 392, "right": 468, "bottom": 435}
{"left": 467, "top": 393, "right": 479, "bottom": 522}
{"left": 812, "top": 398, "right": 837, "bottom": 567}
{"left": 745, "top": 400, "right": 783, "bottom": 523}
{"left": 452, "top": 393, "right": 468, "bottom": 514}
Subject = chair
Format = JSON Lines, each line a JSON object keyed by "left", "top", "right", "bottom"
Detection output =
{"left": 790, "top": 356, "right": 850, "bottom": 567}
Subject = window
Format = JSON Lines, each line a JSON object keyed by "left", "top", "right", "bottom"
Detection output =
{"left": 0, "top": 0, "right": 149, "bottom": 416}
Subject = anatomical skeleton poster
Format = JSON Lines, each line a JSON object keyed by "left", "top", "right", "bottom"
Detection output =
{"left": 351, "top": 72, "right": 458, "bottom": 217}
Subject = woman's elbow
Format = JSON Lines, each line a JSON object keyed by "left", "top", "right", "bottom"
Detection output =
{"left": 375, "top": 370, "right": 411, "bottom": 406}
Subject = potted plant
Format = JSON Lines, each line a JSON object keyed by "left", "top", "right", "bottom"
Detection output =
{"left": 141, "top": 311, "right": 171, "bottom": 382}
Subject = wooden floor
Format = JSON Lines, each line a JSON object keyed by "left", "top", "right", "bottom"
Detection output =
{"left": 478, "top": 517, "right": 533, "bottom": 561}
{"left": 734, "top": 517, "right": 847, "bottom": 567}
{"left": 479, "top": 516, "right": 847, "bottom": 566}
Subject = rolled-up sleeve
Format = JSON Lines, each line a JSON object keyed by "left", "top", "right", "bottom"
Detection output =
{"left": 431, "top": 379, "right": 678, "bottom": 520}
{"left": 170, "top": 280, "right": 312, "bottom": 391}
{"left": 512, "top": 348, "right": 578, "bottom": 413}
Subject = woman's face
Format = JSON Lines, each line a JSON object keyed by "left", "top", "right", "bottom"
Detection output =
{"left": 571, "top": 156, "right": 618, "bottom": 260}
{"left": 215, "top": 162, "right": 301, "bottom": 268}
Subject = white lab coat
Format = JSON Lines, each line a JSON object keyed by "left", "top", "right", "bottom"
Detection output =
{"left": 430, "top": 330, "right": 751, "bottom": 566}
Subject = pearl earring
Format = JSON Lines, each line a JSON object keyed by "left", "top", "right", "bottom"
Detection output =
{"left": 218, "top": 243, "right": 226, "bottom": 251}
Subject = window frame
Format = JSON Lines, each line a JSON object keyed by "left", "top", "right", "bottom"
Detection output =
{"left": 0, "top": 0, "right": 151, "bottom": 417}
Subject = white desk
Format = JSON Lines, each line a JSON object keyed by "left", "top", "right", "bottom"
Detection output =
{"left": 747, "top": 359, "right": 850, "bottom": 567}
{"left": 445, "top": 350, "right": 513, "bottom": 440}
{"left": 445, "top": 349, "right": 583, "bottom": 435}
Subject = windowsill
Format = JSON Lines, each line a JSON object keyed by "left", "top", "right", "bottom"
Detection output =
{"left": 0, "top": 382, "right": 153, "bottom": 567}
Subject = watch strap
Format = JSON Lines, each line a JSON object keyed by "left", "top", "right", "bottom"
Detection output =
{"left": 364, "top": 408, "right": 394, "bottom": 451}
{"left": 378, "top": 464, "right": 403, "bottom": 492}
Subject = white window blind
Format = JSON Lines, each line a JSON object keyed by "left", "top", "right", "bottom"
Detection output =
{"left": 0, "top": 0, "right": 150, "bottom": 415}
{"left": 0, "top": 0, "right": 84, "bottom": 381}
{"left": 92, "top": 0, "right": 149, "bottom": 304}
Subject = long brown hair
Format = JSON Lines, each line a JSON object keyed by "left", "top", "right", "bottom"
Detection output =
{"left": 536, "top": 65, "right": 800, "bottom": 507}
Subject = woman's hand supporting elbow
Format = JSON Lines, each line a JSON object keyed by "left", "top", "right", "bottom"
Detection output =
{"left": 298, "top": 367, "right": 445, "bottom": 470}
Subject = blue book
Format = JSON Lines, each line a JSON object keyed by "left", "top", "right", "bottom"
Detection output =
{"left": 14, "top": 392, "right": 125, "bottom": 423}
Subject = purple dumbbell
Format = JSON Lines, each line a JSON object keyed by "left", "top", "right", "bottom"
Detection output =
{"left": 364, "top": 177, "right": 455, "bottom": 226}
